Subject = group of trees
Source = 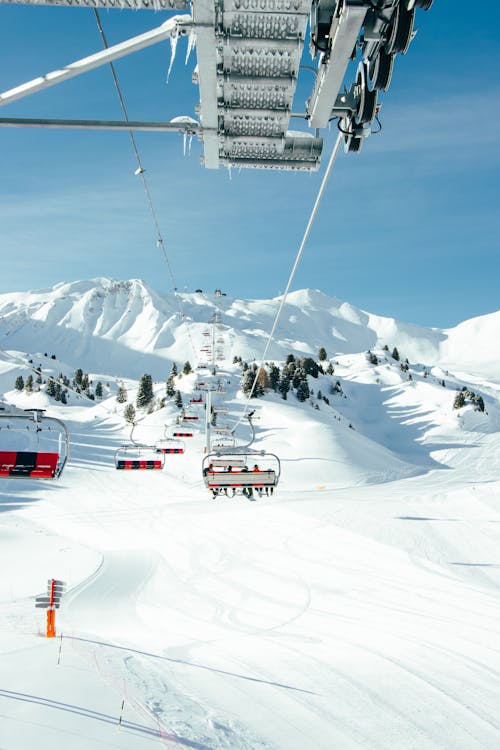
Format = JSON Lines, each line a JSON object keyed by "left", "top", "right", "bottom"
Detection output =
{"left": 453, "top": 387, "right": 485, "bottom": 413}
{"left": 239, "top": 349, "right": 337, "bottom": 404}
{"left": 118, "top": 361, "right": 188, "bottom": 422}
{"left": 14, "top": 365, "right": 104, "bottom": 405}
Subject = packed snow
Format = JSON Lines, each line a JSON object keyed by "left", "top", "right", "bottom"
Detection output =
{"left": 0, "top": 279, "right": 499, "bottom": 750}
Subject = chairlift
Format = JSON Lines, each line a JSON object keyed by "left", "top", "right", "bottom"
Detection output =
{"left": 202, "top": 449, "right": 280, "bottom": 499}
{"left": 0, "top": 406, "right": 69, "bottom": 479}
{"left": 115, "top": 421, "right": 164, "bottom": 469}
{"left": 213, "top": 426, "right": 233, "bottom": 434}
{"left": 155, "top": 435, "right": 185, "bottom": 455}
{"left": 190, "top": 396, "right": 203, "bottom": 404}
{"left": 183, "top": 415, "right": 199, "bottom": 421}
{"left": 173, "top": 431, "right": 194, "bottom": 438}
{"left": 115, "top": 445, "right": 164, "bottom": 470}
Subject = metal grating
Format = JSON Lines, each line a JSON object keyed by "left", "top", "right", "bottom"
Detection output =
{"left": 194, "top": 0, "right": 320, "bottom": 171}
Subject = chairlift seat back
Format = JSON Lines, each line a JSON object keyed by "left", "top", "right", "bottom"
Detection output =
{"left": 206, "top": 469, "right": 276, "bottom": 488}
{"left": 0, "top": 450, "right": 59, "bottom": 478}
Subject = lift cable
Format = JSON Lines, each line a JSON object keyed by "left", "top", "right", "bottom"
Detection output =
{"left": 93, "top": 9, "right": 197, "bottom": 362}
{"left": 232, "top": 129, "right": 344, "bottom": 431}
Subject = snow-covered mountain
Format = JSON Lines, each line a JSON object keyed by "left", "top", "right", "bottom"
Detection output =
{"left": 0, "top": 278, "right": 497, "bottom": 379}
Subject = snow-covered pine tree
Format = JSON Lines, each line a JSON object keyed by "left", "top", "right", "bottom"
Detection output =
{"left": 296, "top": 379, "right": 310, "bottom": 402}
{"left": 137, "top": 374, "right": 154, "bottom": 408}
{"left": 269, "top": 364, "right": 280, "bottom": 392}
{"left": 116, "top": 384, "right": 127, "bottom": 403}
{"left": 124, "top": 404, "right": 136, "bottom": 423}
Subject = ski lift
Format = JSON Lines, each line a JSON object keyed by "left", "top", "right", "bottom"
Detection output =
{"left": 202, "top": 449, "right": 280, "bottom": 499}
{"left": 190, "top": 396, "right": 203, "bottom": 404}
{"left": 155, "top": 436, "right": 185, "bottom": 455}
{"left": 114, "top": 421, "right": 164, "bottom": 470}
{"left": 183, "top": 415, "right": 199, "bottom": 421}
{"left": 213, "top": 426, "right": 232, "bottom": 435}
{"left": 0, "top": 406, "right": 69, "bottom": 479}
{"left": 173, "top": 430, "right": 193, "bottom": 438}
{"left": 115, "top": 445, "right": 164, "bottom": 470}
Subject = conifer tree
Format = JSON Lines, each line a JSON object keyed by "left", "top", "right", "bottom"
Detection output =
{"left": 183, "top": 361, "right": 192, "bottom": 375}
{"left": 124, "top": 404, "right": 136, "bottom": 423}
{"left": 25, "top": 374, "right": 34, "bottom": 393}
{"left": 46, "top": 378, "right": 56, "bottom": 397}
{"left": 318, "top": 347, "right": 327, "bottom": 362}
{"left": 299, "top": 357, "right": 319, "bottom": 378}
{"left": 174, "top": 390, "right": 183, "bottom": 409}
{"left": 61, "top": 390, "right": 68, "bottom": 405}
{"left": 95, "top": 381, "right": 103, "bottom": 398}
{"left": 241, "top": 369, "right": 256, "bottom": 395}
{"left": 116, "top": 384, "right": 128, "bottom": 404}
{"left": 453, "top": 391, "right": 466, "bottom": 410}
{"left": 292, "top": 367, "right": 307, "bottom": 390}
{"left": 166, "top": 375, "right": 176, "bottom": 398}
{"left": 326, "top": 363, "right": 334, "bottom": 375}
{"left": 392, "top": 347, "right": 400, "bottom": 361}
{"left": 74, "top": 368, "right": 84, "bottom": 386}
{"left": 285, "top": 354, "right": 296, "bottom": 365}
{"left": 137, "top": 374, "right": 154, "bottom": 408}
{"left": 269, "top": 364, "right": 280, "bottom": 392}
{"left": 170, "top": 363, "right": 178, "bottom": 377}
{"left": 15, "top": 375, "right": 24, "bottom": 391}
{"left": 296, "top": 379, "right": 310, "bottom": 402}
{"left": 278, "top": 375, "right": 290, "bottom": 400}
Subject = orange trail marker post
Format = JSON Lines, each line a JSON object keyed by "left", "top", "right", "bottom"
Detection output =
{"left": 35, "top": 578, "right": 66, "bottom": 638}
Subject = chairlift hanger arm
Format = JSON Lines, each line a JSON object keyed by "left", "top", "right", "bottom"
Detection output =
{"left": 0, "top": 15, "right": 192, "bottom": 109}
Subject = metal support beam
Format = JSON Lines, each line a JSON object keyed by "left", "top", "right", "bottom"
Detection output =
{"left": 192, "top": 1, "right": 219, "bottom": 169}
{"left": 307, "top": 3, "right": 367, "bottom": 128}
{"left": 0, "top": 16, "right": 192, "bottom": 108}
{"left": 0, "top": 117, "right": 201, "bottom": 133}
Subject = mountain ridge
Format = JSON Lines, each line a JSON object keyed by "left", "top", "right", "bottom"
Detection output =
{"left": 0, "top": 278, "right": 497, "bottom": 380}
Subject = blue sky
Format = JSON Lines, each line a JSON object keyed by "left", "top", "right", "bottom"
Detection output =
{"left": 0, "top": 1, "right": 499, "bottom": 328}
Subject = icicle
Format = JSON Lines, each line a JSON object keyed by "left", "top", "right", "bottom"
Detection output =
{"left": 188, "top": 134, "right": 193, "bottom": 156}
{"left": 183, "top": 132, "right": 187, "bottom": 156}
{"left": 185, "top": 29, "right": 196, "bottom": 65}
{"left": 167, "top": 32, "right": 179, "bottom": 83}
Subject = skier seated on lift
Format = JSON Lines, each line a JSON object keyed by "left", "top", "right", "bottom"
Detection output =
{"left": 252, "top": 464, "right": 263, "bottom": 496}
{"left": 203, "top": 462, "right": 214, "bottom": 477}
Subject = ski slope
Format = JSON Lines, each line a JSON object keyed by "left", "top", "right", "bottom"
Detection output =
{"left": 1, "top": 282, "right": 500, "bottom": 749}
{"left": 1, "top": 377, "right": 500, "bottom": 747}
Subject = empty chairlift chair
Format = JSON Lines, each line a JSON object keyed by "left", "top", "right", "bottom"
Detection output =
{"left": 115, "top": 445, "right": 164, "bottom": 470}
{"left": 0, "top": 406, "right": 69, "bottom": 479}
{"left": 154, "top": 436, "right": 185, "bottom": 455}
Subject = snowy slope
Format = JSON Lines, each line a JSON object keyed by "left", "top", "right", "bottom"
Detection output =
{"left": 0, "top": 279, "right": 499, "bottom": 750}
